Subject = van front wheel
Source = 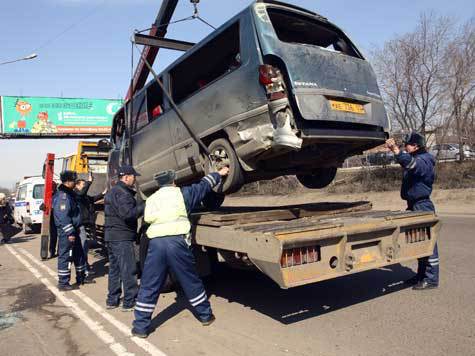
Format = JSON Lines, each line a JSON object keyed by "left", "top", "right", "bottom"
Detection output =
{"left": 206, "top": 138, "right": 244, "bottom": 194}
{"left": 296, "top": 167, "right": 338, "bottom": 189}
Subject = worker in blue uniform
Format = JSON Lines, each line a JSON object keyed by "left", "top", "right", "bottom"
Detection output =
{"left": 104, "top": 165, "right": 144, "bottom": 311}
{"left": 131, "top": 166, "right": 229, "bottom": 338}
{"left": 387, "top": 132, "right": 439, "bottom": 290}
{"left": 53, "top": 171, "right": 90, "bottom": 291}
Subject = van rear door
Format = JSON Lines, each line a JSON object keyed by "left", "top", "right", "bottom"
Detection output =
{"left": 252, "top": 4, "right": 388, "bottom": 131}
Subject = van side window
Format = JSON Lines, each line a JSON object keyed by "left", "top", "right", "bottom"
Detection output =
{"left": 146, "top": 81, "right": 164, "bottom": 123}
{"left": 17, "top": 186, "right": 27, "bottom": 201}
{"left": 131, "top": 90, "right": 148, "bottom": 132}
{"left": 267, "top": 8, "right": 361, "bottom": 59}
{"left": 33, "top": 184, "right": 45, "bottom": 199}
{"left": 171, "top": 22, "right": 240, "bottom": 104}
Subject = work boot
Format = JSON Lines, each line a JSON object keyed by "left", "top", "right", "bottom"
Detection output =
{"left": 413, "top": 280, "right": 438, "bottom": 291}
{"left": 121, "top": 305, "right": 135, "bottom": 312}
{"left": 404, "top": 275, "right": 422, "bottom": 285}
{"left": 82, "top": 276, "right": 96, "bottom": 284}
{"left": 58, "top": 284, "right": 77, "bottom": 292}
{"left": 200, "top": 314, "right": 216, "bottom": 326}
{"left": 131, "top": 327, "right": 148, "bottom": 338}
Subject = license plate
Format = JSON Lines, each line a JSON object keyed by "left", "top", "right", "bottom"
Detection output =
{"left": 329, "top": 100, "right": 365, "bottom": 114}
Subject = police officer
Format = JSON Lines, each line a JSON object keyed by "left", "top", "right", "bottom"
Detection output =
{"left": 386, "top": 132, "right": 439, "bottom": 290}
{"left": 75, "top": 174, "right": 106, "bottom": 274}
{"left": 53, "top": 171, "right": 88, "bottom": 291}
{"left": 0, "top": 193, "right": 13, "bottom": 244}
{"left": 104, "top": 165, "right": 144, "bottom": 311}
{"left": 131, "top": 167, "right": 229, "bottom": 338}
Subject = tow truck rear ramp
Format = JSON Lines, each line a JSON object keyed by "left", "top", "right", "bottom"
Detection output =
{"left": 94, "top": 201, "right": 439, "bottom": 289}
{"left": 189, "top": 201, "right": 439, "bottom": 289}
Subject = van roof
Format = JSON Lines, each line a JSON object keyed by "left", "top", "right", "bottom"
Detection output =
{"left": 18, "top": 176, "right": 45, "bottom": 186}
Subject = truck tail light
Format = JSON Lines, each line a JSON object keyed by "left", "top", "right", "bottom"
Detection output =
{"left": 405, "top": 227, "right": 431, "bottom": 243}
{"left": 281, "top": 245, "right": 321, "bottom": 268}
{"left": 259, "top": 64, "right": 279, "bottom": 85}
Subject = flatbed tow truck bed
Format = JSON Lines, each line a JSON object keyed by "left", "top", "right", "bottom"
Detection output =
{"left": 190, "top": 201, "right": 440, "bottom": 288}
{"left": 94, "top": 201, "right": 439, "bottom": 289}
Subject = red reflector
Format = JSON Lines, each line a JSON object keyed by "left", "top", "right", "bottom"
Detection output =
{"left": 281, "top": 245, "right": 321, "bottom": 268}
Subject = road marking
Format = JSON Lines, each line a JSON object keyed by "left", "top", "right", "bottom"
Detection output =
{"left": 18, "top": 248, "right": 167, "bottom": 356}
{"left": 5, "top": 245, "right": 134, "bottom": 356}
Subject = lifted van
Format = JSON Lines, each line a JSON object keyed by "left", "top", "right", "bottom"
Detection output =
{"left": 108, "top": 1, "right": 389, "bottom": 200}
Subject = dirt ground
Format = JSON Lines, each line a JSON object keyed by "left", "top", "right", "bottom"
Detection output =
{"left": 225, "top": 188, "right": 475, "bottom": 215}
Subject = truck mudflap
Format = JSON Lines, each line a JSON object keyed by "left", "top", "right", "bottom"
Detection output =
{"left": 192, "top": 203, "right": 440, "bottom": 289}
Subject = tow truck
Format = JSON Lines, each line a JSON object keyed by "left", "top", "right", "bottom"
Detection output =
{"left": 40, "top": 0, "right": 440, "bottom": 289}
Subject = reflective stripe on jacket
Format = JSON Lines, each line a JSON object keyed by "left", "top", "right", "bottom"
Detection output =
{"left": 145, "top": 186, "right": 191, "bottom": 238}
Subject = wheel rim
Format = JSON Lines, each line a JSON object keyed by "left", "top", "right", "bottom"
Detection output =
{"left": 211, "top": 146, "right": 231, "bottom": 169}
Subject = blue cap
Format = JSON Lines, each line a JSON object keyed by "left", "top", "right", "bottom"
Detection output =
{"left": 118, "top": 165, "right": 141, "bottom": 177}
{"left": 153, "top": 170, "right": 176, "bottom": 186}
{"left": 403, "top": 131, "right": 425, "bottom": 147}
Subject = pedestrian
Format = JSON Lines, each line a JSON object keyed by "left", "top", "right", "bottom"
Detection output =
{"left": 386, "top": 132, "right": 439, "bottom": 290}
{"left": 131, "top": 167, "right": 229, "bottom": 338}
{"left": 53, "top": 171, "right": 91, "bottom": 291}
{"left": 104, "top": 165, "right": 144, "bottom": 311}
{"left": 75, "top": 173, "right": 106, "bottom": 275}
{"left": 0, "top": 193, "right": 13, "bottom": 244}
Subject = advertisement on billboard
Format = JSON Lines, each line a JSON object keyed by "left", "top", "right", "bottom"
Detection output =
{"left": 0, "top": 96, "right": 122, "bottom": 136}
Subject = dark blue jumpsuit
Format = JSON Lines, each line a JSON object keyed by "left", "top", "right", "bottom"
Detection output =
{"left": 395, "top": 149, "right": 439, "bottom": 285}
{"left": 133, "top": 173, "right": 221, "bottom": 334}
{"left": 53, "top": 185, "right": 85, "bottom": 287}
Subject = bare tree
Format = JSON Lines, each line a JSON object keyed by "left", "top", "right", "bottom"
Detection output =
{"left": 372, "top": 13, "right": 453, "bottom": 137}
{"left": 442, "top": 18, "right": 475, "bottom": 160}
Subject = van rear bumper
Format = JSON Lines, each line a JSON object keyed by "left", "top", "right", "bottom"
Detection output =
{"left": 301, "top": 128, "right": 387, "bottom": 142}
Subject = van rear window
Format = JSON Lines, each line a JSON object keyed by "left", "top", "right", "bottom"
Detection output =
{"left": 267, "top": 8, "right": 361, "bottom": 59}
{"left": 33, "top": 184, "right": 44, "bottom": 199}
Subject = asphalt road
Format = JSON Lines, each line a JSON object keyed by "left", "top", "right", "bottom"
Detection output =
{"left": 1, "top": 214, "right": 474, "bottom": 356}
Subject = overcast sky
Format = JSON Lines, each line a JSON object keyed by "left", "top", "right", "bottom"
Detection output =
{"left": 0, "top": 0, "right": 474, "bottom": 189}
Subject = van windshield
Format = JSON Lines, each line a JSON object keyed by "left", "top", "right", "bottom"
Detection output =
{"left": 33, "top": 184, "right": 44, "bottom": 199}
{"left": 267, "top": 8, "right": 361, "bottom": 59}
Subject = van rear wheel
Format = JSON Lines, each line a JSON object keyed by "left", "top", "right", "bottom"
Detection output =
{"left": 206, "top": 138, "right": 244, "bottom": 194}
{"left": 296, "top": 167, "right": 337, "bottom": 189}
{"left": 22, "top": 221, "right": 32, "bottom": 235}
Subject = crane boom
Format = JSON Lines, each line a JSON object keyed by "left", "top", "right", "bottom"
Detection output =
{"left": 125, "top": 0, "right": 179, "bottom": 100}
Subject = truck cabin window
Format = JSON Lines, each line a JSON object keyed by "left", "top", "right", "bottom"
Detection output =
{"left": 171, "top": 22, "right": 240, "bottom": 104}
{"left": 267, "top": 8, "right": 361, "bottom": 59}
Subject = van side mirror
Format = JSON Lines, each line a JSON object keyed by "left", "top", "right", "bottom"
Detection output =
{"left": 42, "top": 163, "right": 46, "bottom": 179}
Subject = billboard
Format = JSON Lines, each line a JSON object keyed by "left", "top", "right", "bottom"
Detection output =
{"left": 0, "top": 96, "right": 122, "bottom": 136}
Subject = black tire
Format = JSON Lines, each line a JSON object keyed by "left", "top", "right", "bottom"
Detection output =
{"left": 201, "top": 192, "right": 225, "bottom": 210}
{"left": 296, "top": 167, "right": 338, "bottom": 189}
{"left": 206, "top": 138, "right": 244, "bottom": 194}
{"left": 22, "top": 222, "right": 32, "bottom": 235}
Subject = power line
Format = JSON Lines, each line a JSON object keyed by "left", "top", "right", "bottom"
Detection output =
{"left": 30, "top": 0, "right": 106, "bottom": 54}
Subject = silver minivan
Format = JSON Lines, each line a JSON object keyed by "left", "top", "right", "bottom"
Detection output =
{"left": 108, "top": 1, "right": 389, "bottom": 204}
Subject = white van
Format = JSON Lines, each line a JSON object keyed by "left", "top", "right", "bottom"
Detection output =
{"left": 14, "top": 176, "right": 45, "bottom": 233}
